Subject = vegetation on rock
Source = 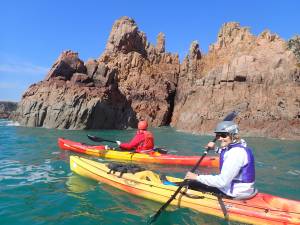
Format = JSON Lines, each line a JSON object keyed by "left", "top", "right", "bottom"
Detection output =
{"left": 287, "top": 35, "right": 300, "bottom": 62}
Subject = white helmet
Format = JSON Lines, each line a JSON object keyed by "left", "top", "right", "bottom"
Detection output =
{"left": 214, "top": 121, "right": 239, "bottom": 135}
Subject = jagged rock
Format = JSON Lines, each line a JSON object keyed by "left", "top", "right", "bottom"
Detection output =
{"left": 13, "top": 79, "right": 136, "bottom": 129}
{"left": 85, "top": 59, "right": 98, "bottom": 77}
{"left": 12, "top": 17, "right": 300, "bottom": 139}
{"left": 156, "top": 32, "right": 165, "bottom": 53}
{"left": 97, "top": 16, "right": 179, "bottom": 126}
{"left": 171, "top": 22, "right": 300, "bottom": 140}
{"left": 13, "top": 16, "right": 179, "bottom": 129}
{"left": 189, "top": 41, "right": 201, "bottom": 60}
{"left": 209, "top": 22, "right": 255, "bottom": 51}
{"left": 45, "top": 50, "right": 86, "bottom": 81}
{"left": 0, "top": 101, "right": 18, "bottom": 118}
{"left": 105, "top": 16, "right": 148, "bottom": 55}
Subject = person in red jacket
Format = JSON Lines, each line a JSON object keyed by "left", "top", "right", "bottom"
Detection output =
{"left": 116, "top": 120, "right": 154, "bottom": 153}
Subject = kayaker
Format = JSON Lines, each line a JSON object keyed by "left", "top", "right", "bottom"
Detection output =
{"left": 116, "top": 120, "right": 154, "bottom": 153}
{"left": 185, "top": 121, "right": 256, "bottom": 199}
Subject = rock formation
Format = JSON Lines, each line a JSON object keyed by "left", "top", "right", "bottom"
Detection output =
{"left": 12, "top": 18, "right": 300, "bottom": 139}
{"left": 0, "top": 101, "right": 18, "bottom": 119}
{"left": 172, "top": 22, "right": 300, "bottom": 139}
{"left": 13, "top": 16, "right": 179, "bottom": 129}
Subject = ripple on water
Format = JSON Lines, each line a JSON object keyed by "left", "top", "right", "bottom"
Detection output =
{"left": 0, "top": 119, "right": 20, "bottom": 127}
{"left": 0, "top": 159, "right": 67, "bottom": 189}
{"left": 287, "top": 170, "right": 300, "bottom": 176}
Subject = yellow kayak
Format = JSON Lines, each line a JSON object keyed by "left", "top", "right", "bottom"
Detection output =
{"left": 70, "top": 156, "right": 300, "bottom": 225}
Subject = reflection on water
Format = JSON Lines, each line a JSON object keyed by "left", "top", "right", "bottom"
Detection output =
{"left": 66, "top": 173, "right": 225, "bottom": 225}
{"left": 0, "top": 158, "right": 67, "bottom": 189}
{"left": 66, "top": 174, "right": 97, "bottom": 194}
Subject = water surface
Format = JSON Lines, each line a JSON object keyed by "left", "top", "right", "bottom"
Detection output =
{"left": 0, "top": 119, "right": 299, "bottom": 225}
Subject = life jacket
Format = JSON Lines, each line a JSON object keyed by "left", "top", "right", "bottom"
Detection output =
{"left": 219, "top": 142, "right": 255, "bottom": 193}
{"left": 136, "top": 130, "right": 154, "bottom": 152}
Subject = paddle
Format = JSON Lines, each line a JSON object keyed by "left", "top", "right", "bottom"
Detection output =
{"left": 222, "top": 111, "right": 238, "bottom": 121}
{"left": 148, "top": 111, "right": 238, "bottom": 224}
{"left": 87, "top": 135, "right": 116, "bottom": 144}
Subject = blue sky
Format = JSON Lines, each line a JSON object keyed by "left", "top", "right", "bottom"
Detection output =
{"left": 1, "top": 0, "right": 299, "bottom": 102}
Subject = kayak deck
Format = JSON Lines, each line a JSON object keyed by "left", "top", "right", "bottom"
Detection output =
{"left": 58, "top": 137, "right": 219, "bottom": 167}
{"left": 70, "top": 156, "right": 300, "bottom": 225}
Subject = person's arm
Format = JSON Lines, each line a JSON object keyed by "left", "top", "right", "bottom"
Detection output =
{"left": 119, "top": 133, "right": 144, "bottom": 150}
{"left": 196, "top": 148, "right": 246, "bottom": 189}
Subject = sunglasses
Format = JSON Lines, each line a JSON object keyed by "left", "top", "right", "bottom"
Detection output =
{"left": 216, "top": 133, "right": 229, "bottom": 138}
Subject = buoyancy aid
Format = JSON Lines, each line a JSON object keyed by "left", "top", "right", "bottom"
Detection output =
{"left": 219, "top": 142, "right": 255, "bottom": 193}
{"left": 136, "top": 130, "right": 154, "bottom": 152}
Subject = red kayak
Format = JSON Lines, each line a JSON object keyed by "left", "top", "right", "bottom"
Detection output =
{"left": 58, "top": 137, "right": 219, "bottom": 167}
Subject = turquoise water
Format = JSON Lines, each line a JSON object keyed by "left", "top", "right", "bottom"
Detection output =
{"left": 0, "top": 119, "right": 299, "bottom": 225}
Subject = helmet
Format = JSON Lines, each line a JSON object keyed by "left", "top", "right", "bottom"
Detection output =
{"left": 138, "top": 120, "right": 148, "bottom": 130}
{"left": 214, "top": 121, "right": 239, "bottom": 135}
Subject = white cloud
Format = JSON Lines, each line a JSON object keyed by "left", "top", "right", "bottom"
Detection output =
{"left": 0, "top": 55, "right": 50, "bottom": 101}
{"left": 0, "top": 62, "right": 49, "bottom": 76}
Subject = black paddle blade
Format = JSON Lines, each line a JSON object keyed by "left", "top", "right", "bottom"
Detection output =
{"left": 223, "top": 111, "right": 238, "bottom": 121}
{"left": 148, "top": 210, "right": 163, "bottom": 224}
{"left": 87, "top": 135, "right": 116, "bottom": 143}
{"left": 87, "top": 135, "right": 104, "bottom": 142}
{"left": 148, "top": 190, "right": 176, "bottom": 224}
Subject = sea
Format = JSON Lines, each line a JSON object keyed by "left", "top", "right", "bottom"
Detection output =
{"left": 0, "top": 118, "right": 299, "bottom": 225}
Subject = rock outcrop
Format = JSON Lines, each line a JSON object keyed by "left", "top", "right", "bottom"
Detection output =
{"left": 12, "top": 18, "right": 300, "bottom": 139}
{"left": 0, "top": 101, "right": 18, "bottom": 119}
{"left": 13, "top": 16, "right": 179, "bottom": 129}
{"left": 172, "top": 22, "right": 300, "bottom": 139}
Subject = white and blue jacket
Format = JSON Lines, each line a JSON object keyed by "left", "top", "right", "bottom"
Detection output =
{"left": 197, "top": 140, "right": 255, "bottom": 198}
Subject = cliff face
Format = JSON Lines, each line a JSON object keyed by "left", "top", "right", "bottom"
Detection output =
{"left": 13, "top": 16, "right": 179, "bottom": 129}
{"left": 172, "top": 22, "right": 300, "bottom": 139}
{"left": 0, "top": 101, "right": 18, "bottom": 119}
{"left": 13, "top": 18, "right": 300, "bottom": 139}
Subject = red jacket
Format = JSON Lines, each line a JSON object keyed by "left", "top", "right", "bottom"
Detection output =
{"left": 119, "top": 130, "right": 154, "bottom": 152}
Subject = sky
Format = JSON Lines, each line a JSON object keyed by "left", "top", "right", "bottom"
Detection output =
{"left": 1, "top": 0, "right": 299, "bottom": 102}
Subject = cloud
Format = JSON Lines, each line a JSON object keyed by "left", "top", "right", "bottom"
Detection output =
{"left": 0, "top": 82, "right": 19, "bottom": 89}
{"left": 0, "top": 62, "right": 49, "bottom": 76}
{"left": 0, "top": 55, "right": 50, "bottom": 101}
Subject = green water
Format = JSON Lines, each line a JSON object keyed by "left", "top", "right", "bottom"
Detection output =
{"left": 0, "top": 119, "right": 299, "bottom": 225}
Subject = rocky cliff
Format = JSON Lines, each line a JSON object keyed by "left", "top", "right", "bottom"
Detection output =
{"left": 13, "top": 17, "right": 179, "bottom": 129}
{"left": 0, "top": 101, "right": 18, "bottom": 118}
{"left": 13, "top": 18, "right": 300, "bottom": 139}
{"left": 172, "top": 22, "right": 300, "bottom": 139}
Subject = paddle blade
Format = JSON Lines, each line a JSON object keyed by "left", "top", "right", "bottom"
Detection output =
{"left": 223, "top": 111, "right": 238, "bottom": 121}
{"left": 87, "top": 135, "right": 104, "bottom": 142}
{"left": 87, "top": 135, "right": 116, "bottom": 143}
{"left": 148, "top": 211, "right": 162, "bottom": 224}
